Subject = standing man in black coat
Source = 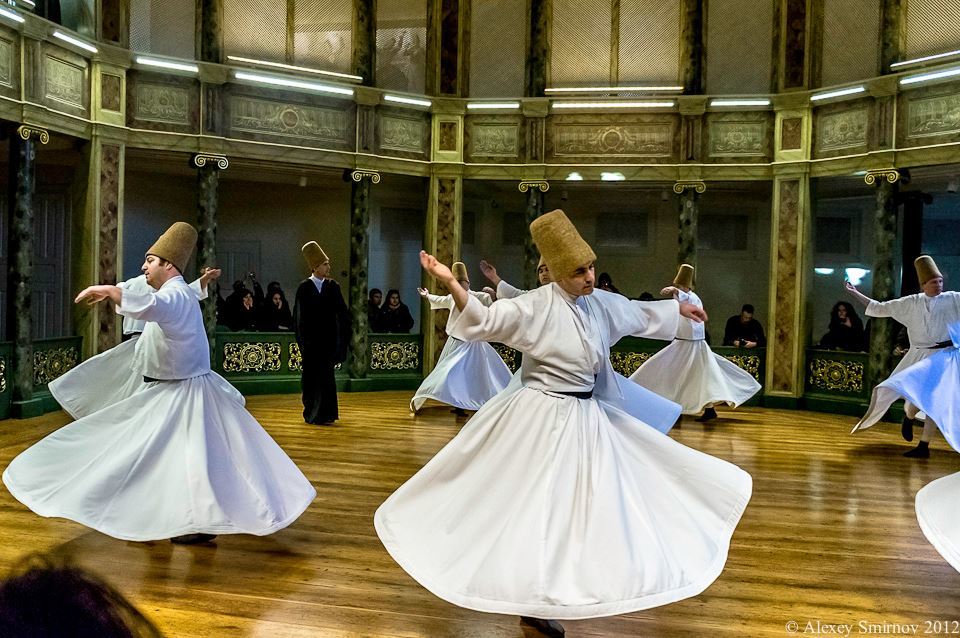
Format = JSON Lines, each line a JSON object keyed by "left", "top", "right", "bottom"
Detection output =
{"left": 294, "top": 241, "right": 350, "bottom": 425}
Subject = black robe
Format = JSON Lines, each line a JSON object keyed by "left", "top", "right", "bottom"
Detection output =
{"left": 293, "top": 278, "right": 350, "bottom": 424}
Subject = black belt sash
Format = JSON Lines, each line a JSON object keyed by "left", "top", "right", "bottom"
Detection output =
{"left": 554, "top": 389, "right": 594, "bottom": 399}
{"left": 928, "top": 340, "right": 953, "bottom": 349}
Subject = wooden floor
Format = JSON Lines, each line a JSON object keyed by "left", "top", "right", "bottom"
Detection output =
{"left": 1, "top": 393, "right": 959, "bottom": 637}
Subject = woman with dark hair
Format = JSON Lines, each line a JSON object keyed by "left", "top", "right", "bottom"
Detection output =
{"left": 378, "top": 289, "right": 415, "bottom": 333}
{"left": 820, "top": 301, "right": 865, "bottom": 351}
{"left": 368, "top": 288, "right": 384, "bottom": 331}
{"left": 259, "top": 281, "right": 293, "bottom": 331}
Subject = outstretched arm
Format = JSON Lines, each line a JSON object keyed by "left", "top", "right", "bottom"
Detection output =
{"left": 479, "top": 259, "right": 502, "bottom": 287}
{"left": 420, "top": 251, "right": 468, "bottom": 311}
{"left": 75, "top": 285, "right": 122, "bottom": 306}
{"left": 845, "top": 281, "right": 874, "bottom": 307}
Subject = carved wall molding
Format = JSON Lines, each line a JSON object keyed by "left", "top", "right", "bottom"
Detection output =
{"left": 17, "top": 125, "right": 49, "bottom": 144}
{"left": 518, "top": 180, "right": 549, "bottom": 193}
{"left": 136, "top": 83, "right": 190, "bottom": 124}
{"left": 380, "top": 114, "right": 426, "bottom": 153}
{"left": 192, "top": 153, "right": 229, "bottom": 170}
{"left": 351, "top": 169, "right": 381, "bottom": 183}
{"left": 0, "top": 37, "right": 13, "bottom": 88}
{"left": 905, "top": 92, "right": 960, "bottom": 139}
{"left": 864, "top": 168, "right": 900, "bottom": 185}
{"left": 44, "top": 55, "right": 84, "bottom": 108}
{"left": 551, "top": 122, "right": 674, "bottom": 157}
{"left": 229, "top": 96, "right": 351, "bottom": 145}
{"left": 672, "top": 181, "right": 706, "bottom": 194}
{"left": 817, "top": 108, "right": 869, "bottom": 151}
{"left": 470, "top": 123, "right": 520, "bottom": 157}
{"left": 709, "top": 121, "right": 766, "bottom": 156}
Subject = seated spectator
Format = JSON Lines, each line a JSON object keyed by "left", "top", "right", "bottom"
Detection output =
{"left": 819, "top": 301, "right": 865, "bottom": 351}
{"left": 225, "top": 288, "right": 258, "bottom": 331}
{"left": 637, "top": 291, "right": 655, "bottom": 301}
{"left": 0, "top": 553, "right": 163, "bottom": 637}
{"left": 597, "top": 272, "right": 623, "bottom": 295}
{"left": 723, "top": 304, "right": 766, "bottom": 348}
{"left": 259, "top": 282, "right": 293, "bottom": 331}
{"left": 368, "top": 288, "right": 383, "bottom": 332}
{"left": 378, "top": 289, "right": 414, "bottom": 333}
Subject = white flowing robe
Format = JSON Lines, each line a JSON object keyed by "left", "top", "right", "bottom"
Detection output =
{"left": 3, "top": 276, "right": 315, "bottom": 541}
{"left": 410, "top": 290, "right": 512, "bottom": 412}
{"left": 855, "top": 291, "right": 960, "bottom": 430}
{"left": 496, "top": 279, "right": 681, "bottom": 432}
{"left": 376, "top": 284, "right": 752, "bottom": 619}
{"left": 48, "top": 274, "right": 210, "bottom": 419}
{"left": 630, "top": 290, "right": 760, "bottom": 414}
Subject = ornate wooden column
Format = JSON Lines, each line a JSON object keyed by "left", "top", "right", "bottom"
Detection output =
{"left": 879, "top": 0, "right": 907, "bottom": 73}
{"left": 193, "top": 153, "right": 228, "bottom": 344}
{"left": 427, "top": 0, "right": 470, "bottom": 96}
{"left": 353, "top": 0, "right": 376, "bottom": 85}
{"left": 198, "top": 0, "right": 224, "bottom": 63}
{"left": 526, "top": 0, "right": 550, "bottom": 97}
{"left": 673, "top": 181, "right": 705, "bottom": 269}
{"left": 519, "top": 181, "right": 548, "bottom": 289}
{"left": 864, "top": 168, "right": 901, "bottom": 388}
{"left": 899, "top": 188, "right": 931, "bottom": 296}
{"left": 765, "top": 172, "right": 813, "bottom": 408}
{"left": 98, "top": 0, "right": 128, "bottom": 47}
{"left": 422, "top": 174, "right": 462, "bottom": 371}
{"left": 680, "top": 0, "right": 705, "bottom": 94}
{"left": 6, "top": 126, "right": 48, "bottom": 417}
{"left": 775, "top": 0, "right": 812, "bottom": 91}
{"left": 348, "top": 169, "right": 379, "bottom": 383}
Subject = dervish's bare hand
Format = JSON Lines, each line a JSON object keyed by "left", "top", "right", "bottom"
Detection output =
{"left": 679, "top": 302, "right": 707, "bottom": 323}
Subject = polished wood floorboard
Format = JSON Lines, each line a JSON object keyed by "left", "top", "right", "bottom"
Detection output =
{"left": 1, "top": 393, "right": 959, "bottom": 637}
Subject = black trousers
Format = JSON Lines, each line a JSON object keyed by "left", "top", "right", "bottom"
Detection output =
{"left": 300, "top": 354, "right": 338, "bottom": 424}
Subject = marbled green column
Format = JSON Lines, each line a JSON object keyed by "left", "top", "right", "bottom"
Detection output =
{"left": 348, "top": 173, "right": 373, "bottom": 379}
{"left": 6, "top": 127, "right": 44, "bottom": 416}
{"left": 680, "top": 0, "right": 705, "bottom": 93}
{"left": 97, "top": 144, "right": 122, "bottom": 354}
{"left": 674, "top": 183, "right": 704, "bottom": 269}
{"left": 866, "top": 173, "right": 900, "bottom": 388}
{"left": 523, "top": 188, "right": 544, "bottom": 290}
{"left": 352, "top": 0, "right": 376, "bottom": 85}
{"left": 198, "top": 0, "right": 224, "bottom": 63}
{"left": 526, "top": 0, "right": 550, "bottom": 97}
{"left": 422, "top": 176, "right": 461, "bottom": 370}
{"left": 880, "top": 0, "right": 907, "bottom": 73}
{"left": 195, "top": 157, "right": 222, "bottom": 344}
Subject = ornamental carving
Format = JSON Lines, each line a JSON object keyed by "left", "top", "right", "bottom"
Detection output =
{"left": 371, "top": 341, "right": 420, "bottom": 370}
{"left": 192, "top": 153, "right": 229, "bottom": 170}
{"left": 0, "top": 38, "right": 12, "bottom": 88}
{"left": 44, "top": 56, "right": 84, "bottom": 108}
{"left": 0, "top": 357, "right": 6, "bottom": 393}
{"left": 609, "top": 351, "right": 652, "bottom": 377}
{"left": 381, "top": 116, "right": 425, "bottom": 152}
{"left": 17, "top": 125, "right": 50, "bottom": 144}
{"left": 818, "top": 109, "right": 868, "bottom": 151}
{"left": 230, "top": 96, "right": 348, "bottom": 143}
{"left": 34, "top": 347, "right": 79, "bottom": 385}
{"left": 808, "top": 358, "right": 864, "bottom": 393}
{"left": 864, "top": 169, "right": 900, "bottom": 186}
{"left": 709, "top": 122, "right": 765, "bottom": 156}
{"left": 470, "top": 124, "right": 520, "bottom": 157}
{"left": 673, "top": 181, "right": 706, "bottom": 194}
{"left": 724, "top": 354, "right": 761, "bottom": 382}
{"left": 907, "top": 93, "right": 960, "bottom": 138}
{"left": 351, "top": 169, "right": 381, "bottom": 183}
{"left": 518, "top": 180, "right": 549, "bottom": 193}
{"left": 492, "top": 344, "right": 519, "bottom": 372}
{"left": 223, "top": 342, "right": 281, "bottom": 373}
{"left": 553, "top": 123, "right": 673, "bottom": 157}
{"left": 136, "top": 83, "right": 190, "bottom": 124}
{"left": 289, "top": 343, "right": 302, "bottom": 372}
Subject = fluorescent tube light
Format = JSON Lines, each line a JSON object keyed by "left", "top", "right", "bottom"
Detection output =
{"left": 466, "top": 102, "right": 521, "bottom": 110}
{"left": 891, "top": 49, "right": 960, "bottom": 69}
{"left": 227, "top": 55, "right": 362, "bottom": 82}
{"left": 53, "top": 30, "right": 98, "bottom": 54}
{"left": 710, "top": 99, "right": 771, "bottom": 107}
{"left": 600, "top": 172, "right": 625, "bottom": 181}
{"left": 809, "top": 86, "right": 865, "bottom": 102}
{"left": 814, "top": 268, "right": 835, "bottom": 275}
{"left": 545, "top": 86, "right": 683, "bottom": 93}
{"left": 552, "top": 101, "right": 674, "bottom": 109}
{"left": 900, "top": 66, "right": 960, "bottom": 86}
{"left": 234, "top": 71, "right": 354, "bottom": 97}
{"left": 845, "top": 268, "right": 869, "bottom": 286}
{"left": 565, "top": 172, "right": 584, "bottom": 181}
{"left": 384, "top": 94, "right": 432, "bottom": 108}
{"left": 135, "top": 56, "right": 199, "bottom": 73}
{"left": 0, "top": 7, "right": 24, "bottom": 22}
{"left": 17, "top": 0, "right": 35, "bottom": 7}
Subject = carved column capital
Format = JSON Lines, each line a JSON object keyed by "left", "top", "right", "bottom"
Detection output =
{"left": 672, "top": 180, "right": 706, "bottom": 194}
{"left": 192, "top": 153, "right": 229, "bottom": 170}
{"left": 864, "top": 168, "right": 900, "bottom": 186}
{"left": 518, "top": 180, "right": 549, "bottom": 193}
{"left": 351, "top": 169, "right": 381, "bottom": 184}
{"left": 17, "top": 125, "right": 49, "bottom": 144}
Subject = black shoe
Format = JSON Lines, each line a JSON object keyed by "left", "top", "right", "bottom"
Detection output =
{"left": 452, "top": 408, "right": 469, "bottom": 417}
{"left": 170, "top": 533, "right": 217, "bottom": 545}
{"left": 520, "top": 617, "right": 565, "bottom": 638}
{"left": 904, "top": 441, "right": 930, "bottom": 458}
{"left": 695, "top": 407, "right": 718, "bottom": 422}
{"left": 901, "top": 416, "right": 916, "bottom": 442}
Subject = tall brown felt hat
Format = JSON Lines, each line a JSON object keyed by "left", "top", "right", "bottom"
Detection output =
{"left": 915, "top": 255, "right": 942, "bottom": 284}
{"left": 302, "top": 241, "right": 329, "bottom": 270}
{"left": 451, "top": 262, "right": 469, "bottom": 282}
{"left": 146, "top": 222, "right": 197, "bottom": 274}
{"left": 537, "top": 255, "right": 547, "bottom": 271}
{"left": 673, "top": 264, "right": 695, "bottom": 288}
{"left": 530, "top": 209, "right": 596, "bottom": 280}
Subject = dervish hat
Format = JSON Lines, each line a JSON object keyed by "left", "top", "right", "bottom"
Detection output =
{"left": 302, "top": 241, "right": 329, "bottom": 270}
{"left": 530, "top": 209, "right": 596, "bottom": 280}
{"left": 915, "top": 255, "right": 942, "bottom": 284}
{"left": 147, "top": 222, "right": 197, "bottom": 274}
{"left": 451, "top": 262, "right": 469, "bottom": 282}
{"left": 673, "top": 264, "right": 695, "bottom": 288}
